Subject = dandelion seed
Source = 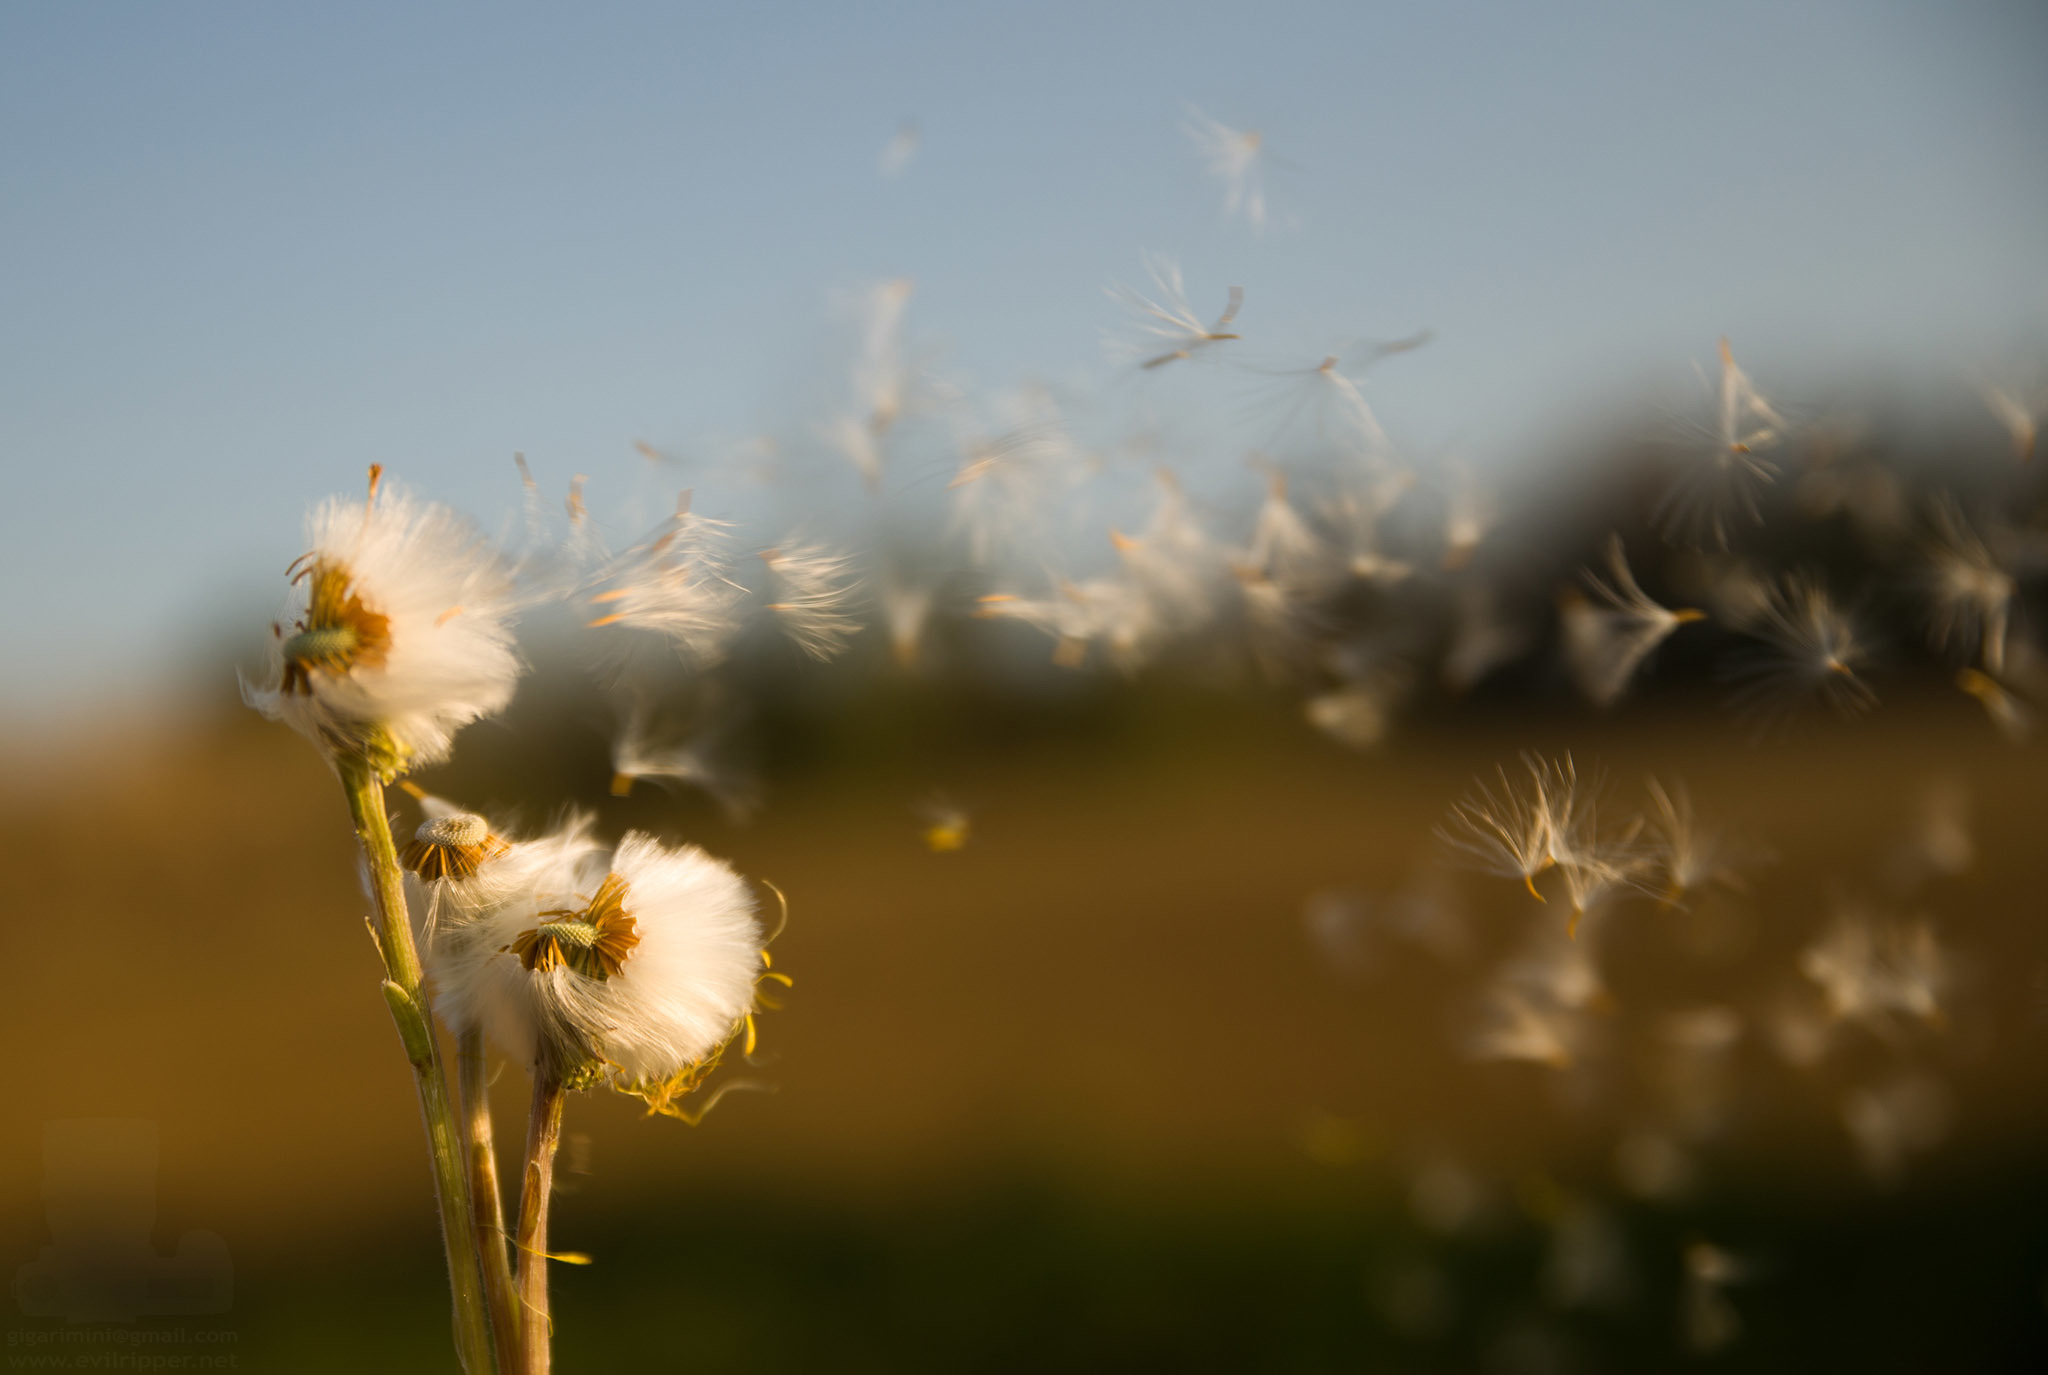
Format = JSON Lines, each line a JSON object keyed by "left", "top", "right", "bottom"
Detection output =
{"left": 1978, "top": 381, "right": 2041, "bottom": 462}
{"left": 877, "top": 118, "right": 920, "bottom": 178}
{"left": 1440, "top": 579, "right": 1537, "bottom": 692}
{"left": 916, "top": 792, "right": 971, "bottom": 852}
{"left": 1107, "top": 254, "right": 1243, "bottom": 370}
{"left": 1497, "top": 908, "right": 1612, "bottom": 1009}
{"left": 1559, "top": 536, "right": 1706, "bottom": 707}
{"left": 1239, "top": 466, "right": 1331, "bottom": 591}
{"left": 244, "top": 467, "right": 523, "bottom": 776}
{"left": 1658, "top": 337, "right": 1788, "bottom": 548}
{"left": 1110, "top": 471, "right": 1225, "bottom": 632}
{"left": 946, "top": 389, "right": 1082, "bottom": 564}
{"left": 1799, "top": 902, "right": 1952, "bottom": 1034}
{"left": 1723, "top": 572, "right": 1876, "bottom": 728}
{"left": 1235, "top": 567, "right": 1324, "bottom": 681}
{"left": 978, "top": 575, "right": 1158, "bottom": 672}
{"left": 1672, "top": 551, "right": 1774, "bottom": 631}
{"left": 819, "top": 412, "right": 885, "bottom": 494}
{"left": 851, "top": 277, "right": 916, "bottom": 435}
{"left": 1883, "top": 777, "right": 1973, "bottom": 893}
{"left": 880, "top": 574, "right": 939, "bottom": 670}
{"left": 1320, "top": 488, "right": 1415, "bottom": 587}
{"left": 1304, "top": 877, "right": 1470, "bottom": 977}
{"left": 1643, "top": 777, "right": 1754, "bottom": 902}
{"left": 1439, "top": 460, "right": 1494, "bottom": 571}
{"left": 1680, "top": 1241, "right": 1747, "bottom": 1355}
{"left": 1920, "top": 496, "right": 2014, "bottom": 673}
{"left": 1842, "top": 1074, "right": 1950, "bottom": 1189}
{"left": 1304, "top": 677, "right": 1403, "bottom": 751}
{"left": 1246, "top": 343, "right": 1425, "bottom": 458}
{"left": 608, "top": 690, "right": 760, "bottom": 821}
{"left": 760, "top": 541, "right": 863, "bottom": 660}
{"left": 1438, "top": 754, "right": 1585, "bottom": 902}
{"left": 1466, "top": 986, "right": 1581, "bottom": 1068}
{"left": 583, "top": 494, "right": 746, "bottom": 670}
{"left": 1956, "top": 665, "right": 2034, "bottom": 741}
{"left": 1551, "top": 835, "right": 1651, "bottom": 934}
{"left": 1182, "top": 106, "right": 1272, "bottom": 231}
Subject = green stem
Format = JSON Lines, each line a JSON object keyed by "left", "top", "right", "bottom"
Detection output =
{"left": 516, "top": 1071, "right": 567, "bottom": 1375}
{"left": 338, "top": 754, "right": 498, "bottom": 1374}
{"left": 460, "top": 1030, "right": 523, "bottom": 1368}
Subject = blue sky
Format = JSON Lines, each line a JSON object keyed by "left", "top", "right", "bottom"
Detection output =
{"left": 2, "top": 1, "right": 2044, "bottom": 719}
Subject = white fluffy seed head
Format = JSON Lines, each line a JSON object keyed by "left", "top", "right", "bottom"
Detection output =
{"left": 244, "top": 478, "right": 523, "bottom": 773}
{"left": 427, "top": 826, "right": 765, "bottom": 1084}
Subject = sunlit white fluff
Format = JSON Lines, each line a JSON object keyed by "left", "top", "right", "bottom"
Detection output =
{"left": 1799, "top": 902, "right": 1951, "bottom": 1034}
{"left": 1723, "top": 571, "right": 1876, "bottom": 728}
{"left": 1642, "top": 777, "right": 1754, "bottom": 901}
{"left": 880, "top": 574, "right": 939, "bottom": 669}
{"left": 1465, "top": 986, "right": 1581, "bottom": 1068}
{"left": 1182, "top": 106, "right": 1271, "bottom": 231}
{"left": 1438, "top": 459, "right": 1494, "bottom": 571}
{"left": 977, "top": 573, "right": 1159, "bottom": 672}
{"left": 1239, "top": 468, "right": 1332, "bottom": 591}
{"left": 1657, "top": 337, "right": 1789, "bottom": 548}
{"left": 850, "top": 277, "right": 916, "bottom": 432}
{"left": 1977, "top": 380, "right": 2041, "bottom": 463}
{"left": 1246, "top": 343, "right": 1427, "bottom": 457}
{"left": 1304, "top": 675, "right": 1405, "bottom": 751}
{"left": 607, "top": 691, "right": 760, "bottom": 820}
{"left": 1106, "top": 255, "right": 1243, "bottom": 370}
{"left": 946, "top": 388, "right": 1083, "bottom": 564}
{"left": 245, "top": 472, "right": 523, "bottom": 772}
{"left": 1439, "top": 753, "right": 1605, "bottom": 903}
{"left": 819, "top": 412, "right": 886, "bottom": 494}
{"left": 1956, "top": 664, "right": 2035, "bottom": 741}
{"left": 1109, "top": 469, "right": 1227, "bottom": 633}
{"left": 1558, "top": 536, "right": 1705, "bottom": 707}
{"left": 1919, "top": 496, "right": 2014, "bottom": 673}
{"left": 420, "top": 811, "right": 609, "bottom": 1051}
{"left": 760, "top": 540, "right": 864, "bottom": 660}
{"left": 1438, "top": 754, "right": 1575, "bottom": 900}
{"left": 1320, "top": 488, "right": 1416, "bottom": 587}
{"left": 583, "top": 495, "right": 746, "bottom": 673}
{"left": 441, "top": 828, "right": 766, "bottom": 1092}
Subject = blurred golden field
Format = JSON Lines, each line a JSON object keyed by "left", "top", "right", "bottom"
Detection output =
{"left": 8, "top": 684, "right": 2048, "bottom": 1370}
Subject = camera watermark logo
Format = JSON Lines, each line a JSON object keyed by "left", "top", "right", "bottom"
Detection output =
{"left": 14, "top": 1120, "right": 231, "bottom": 1323}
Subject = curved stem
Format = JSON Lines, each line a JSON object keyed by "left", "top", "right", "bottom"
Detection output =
{"left": 516, "top": 1071, "right": 567, "bottom": 1375}
{"left": 460, "top": 1030, "right": 522, "bottom": 1368}
{"left": 338, "top": 754, "right": 497, "bottom": 1374}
